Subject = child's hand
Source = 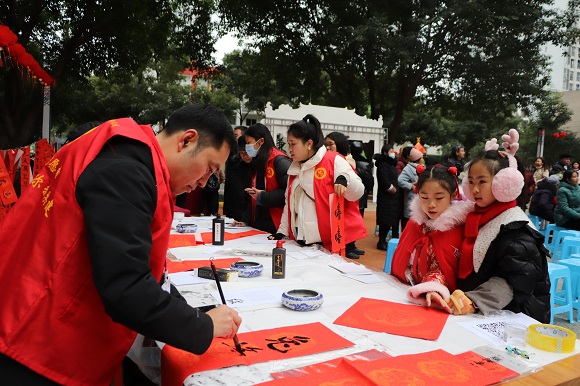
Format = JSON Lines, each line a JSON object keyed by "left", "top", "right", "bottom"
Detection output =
{"left": 445, "top": 289, "right": 476, "bottom": 315}
{"left": 334, "top": 184, "right": 346, "bottom": 196}
{"left": 426, "top": 292, "right": 452, "bottom": 313}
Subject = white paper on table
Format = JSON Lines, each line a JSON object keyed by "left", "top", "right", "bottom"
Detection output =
{"left": 457, "top": 312, "right": 539, "bottom": 346}
{"left": 248, "top": 239, "right": 278, "bottom": 245}
{"left": 210, "top": 286, "right": 284, "bottom": 308}
{"left": 344, "top": 273, "right": 383, "bottom": 284}
{"left": 169, "top": 272, "right": 213, "bottom": 286}
{"left": 329, "top": 261, "right": 372, "bottom": 275}
{"left": 202, "top": 246, "right": 223, "bottom": 255}
{"left": 288, "top": 251, "right": 311, "bottom": 260}
{"left": 299, "top": 250, "right": 326, "bottom": 258}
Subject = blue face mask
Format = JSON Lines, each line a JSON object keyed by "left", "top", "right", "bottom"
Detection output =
{"left": 245, "top": 143, "right": 259, "bottom": 158}
{"left": 388, "top": 152, "right": 396, "bottom": 159}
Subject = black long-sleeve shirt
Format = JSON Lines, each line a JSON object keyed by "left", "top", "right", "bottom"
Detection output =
{"left": 75, "top": 136, "right": 213, "bottom": 354}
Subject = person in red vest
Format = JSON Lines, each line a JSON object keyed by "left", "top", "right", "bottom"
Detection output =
{"left": 231, "top": 123, "right": 291, "bottom": 234}
{"left": 0, "top": 105, "right": 242, "bottom": 385}
{"left": 274, "top": 115, "right": 367, "bottom": 259}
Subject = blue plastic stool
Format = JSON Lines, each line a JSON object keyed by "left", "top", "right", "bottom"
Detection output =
{"left": 558, "top": 258, "right": 580, "bottom": 318}
{"left": 527, "top": 214, "right": 547, "bottom": 233}
{"left": 544, "top": 224, "right": 565, "bottom": 254}
{"left": 383, "top": 238, "right": 399, "bottom": 274}
{"left": 547, "top": 262, "right": 575, "bottom": 324}
{"left": 552, "top": 231, "right": 580, "bottom": 262}
{"left": 557, "top": 236, "right": 580, "bottom": 263}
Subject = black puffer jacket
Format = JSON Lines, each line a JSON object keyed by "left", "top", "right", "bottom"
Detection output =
{"left": 373, "top": 153, "right": 400, "bottom": 227}
{"left": 458, "top": 220, "right": 551, "bottom": 323}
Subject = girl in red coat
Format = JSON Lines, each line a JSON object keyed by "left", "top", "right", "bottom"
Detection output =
{"left": 391, "top": 165, "right": 473, "bottom": 311}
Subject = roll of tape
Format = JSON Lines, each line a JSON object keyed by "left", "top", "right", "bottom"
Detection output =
{"left": 526, "top": 324, "right": 576, "bottom": 353}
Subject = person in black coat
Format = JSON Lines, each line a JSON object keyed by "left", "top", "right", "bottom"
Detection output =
{"left": 444, "top": 144, "right": 466, "bottom": 173}
{"left": 223, "top": 126, "right": 248, "bottom": 221}
{"left": 373, "top": 144, "right": 401, "bottom": 250}
{"left": 350, "top": 141, "right": 374, "bottom": 217}
{"left": 529, "top": 174, "right": 559, "bottom": 223}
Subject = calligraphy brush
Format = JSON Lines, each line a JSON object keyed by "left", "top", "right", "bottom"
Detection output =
{"left": 210, "top": 260, "right": 245, "bottom": 356}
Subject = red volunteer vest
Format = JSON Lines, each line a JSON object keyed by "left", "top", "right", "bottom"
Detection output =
{"left": 0, "top": 119, "right": 173, "bottom": 385}
{"left": 287, "top": 151, "right": 367, "bottom": 250}
{"left": 254, "top": 148, "right": 288, "bottom": 230}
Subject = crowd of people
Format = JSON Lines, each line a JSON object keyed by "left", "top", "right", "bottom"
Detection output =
{"left": 0, "top": 101, "right": 571, "bottom": 383}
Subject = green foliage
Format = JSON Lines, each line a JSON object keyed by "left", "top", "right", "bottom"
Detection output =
{"left": 0, "top": 0, "right": 219, "bottom": 147}
{"left": 218, "top": 0, "right": 580, "bottom": 144}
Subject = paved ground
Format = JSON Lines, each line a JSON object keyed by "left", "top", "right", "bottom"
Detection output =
{"left": 356, "top": 201, "right": 580, "bottom": 335}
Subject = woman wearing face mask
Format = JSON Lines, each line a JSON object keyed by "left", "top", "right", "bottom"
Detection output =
{"left": 273, "top": 115, "right": 367, "bottom": 258}
{"left": 232, "top": 123, "right": 291, "bottom": 234}
{"left": 373, "top": 144, "right": 401, "bottom": 250}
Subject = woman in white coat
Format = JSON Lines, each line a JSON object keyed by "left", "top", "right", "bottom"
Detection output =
{"left": 274, "top": 115, "right": 367, "bottom": 259}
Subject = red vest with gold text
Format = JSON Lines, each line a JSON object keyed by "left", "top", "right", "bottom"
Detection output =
{"left": 287, "top": 151, "right": 367, "bottom": 250}
{"left": 0, "top": 119, "right": 173, "bottom": 385}
{"left": 254, "top": 148, "right": 288, "bottom": 229}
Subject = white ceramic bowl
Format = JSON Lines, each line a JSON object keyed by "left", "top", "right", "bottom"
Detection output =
{"left": 230, "top": 261, "right": 263, "bottom": 278}
{"left": 282, "top": 289, "right": 324, "bottom": 311}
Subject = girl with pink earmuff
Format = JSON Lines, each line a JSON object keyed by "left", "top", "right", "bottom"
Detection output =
{"left": 445, "top": 129, "right": 551, "bottom": 323}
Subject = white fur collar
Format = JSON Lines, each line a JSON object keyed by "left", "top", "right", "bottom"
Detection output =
{"left": 410, "top": 196, "right": 474, "bottom": 232}
{"left": 472, "top": 207, "right": 533, "bottom": 272}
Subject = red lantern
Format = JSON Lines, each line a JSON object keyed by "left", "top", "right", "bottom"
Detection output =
{"left": 7, "top": 43, "right": 25, "bottom": 59}
{"left": 0, "top": 26, "right": 18, "bottom": 47}
{"left": 17, "top": 52, "right": 34, "bottom": 68}
{"left": 553, "top": 132, "right": 560, "bottom": 138}
{"left": 560, "top": 131, "right": 567, "bottom": 138}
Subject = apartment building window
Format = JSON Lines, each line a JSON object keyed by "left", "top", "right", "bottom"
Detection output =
{"left": 246, "top": 118, "right": 257, "bottom": 126}
{"left": 570, "top": 71, "right": 574, "bottom": 81}
{"left": 570, "top": 82, "right": 574, "bottom": 90}
{"left": 577, "top": 84, "right": 580, "bottom": 90}
{"left": 573, "top": 47, "right": 577, "bottom": 58}
{"left": 577, "top": 72, "right": 580, "bottom": 82}
{"left": 572, "top": 59, "right": 576, "bottom": 69}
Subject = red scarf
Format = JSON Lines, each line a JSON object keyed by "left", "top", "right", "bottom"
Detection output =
{"left": 459, "top": 200, "right": 516, "bottom": 278}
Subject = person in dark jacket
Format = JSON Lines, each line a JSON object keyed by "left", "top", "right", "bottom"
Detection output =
{"left": 232, "top": 123, "right": 291, "bottom": 234}
{"left": 350, "top": 141, "right": 374, "bottom": 218}
{"left": 554, "top": 169, "right": 580, "bottom": 230}
{"left": 444, "top": 144, "right": 466, "bottom": 173}
{"left": 373, "top": 144, "right": 401, "bottom": 250}
{"left": 223, "top": 126, "right": 247, "bottom": 221}
{"left": 529, "top": 174, "right": 559, "bottom": 223}
{"left": 447, "top": 130, "right": 550, "bottom": 323}
{"left": 550, "top": 153, "right": 572, "bottom": 175}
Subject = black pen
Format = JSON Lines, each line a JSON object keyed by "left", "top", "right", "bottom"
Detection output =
{"left": 210, "top": 260, "right": 245, "bottom": 356}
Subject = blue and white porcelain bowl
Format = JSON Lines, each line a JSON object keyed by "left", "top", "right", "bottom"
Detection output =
{"left": 282, "top": 289, "right": 324, "bottom": 311}
{"left": 175, "top": 223, "right": 198, "bottom": 233}
{"left": 230, "top": 261, "right": 263, "bottom": 278}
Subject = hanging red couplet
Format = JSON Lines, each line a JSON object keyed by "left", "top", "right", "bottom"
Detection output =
{"left": 330, "top": 193, "right": 346, "bottom": 256}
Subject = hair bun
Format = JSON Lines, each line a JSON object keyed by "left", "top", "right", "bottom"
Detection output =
{"left": 448, "top": 166, "right": 458, "bottom": 176}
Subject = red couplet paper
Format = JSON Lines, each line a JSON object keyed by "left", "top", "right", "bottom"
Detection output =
{"left": 270, "top": 349, "right": 391, "bottom": 380}
{"left": 455, "top": 351, "right": 519, "bottom": 382}
{"left": 165, "top": 257, "right": 242, "bottom": 274}
{"left": 333, "top": 297, "right": 449, "bottom": 340}
{"left": 329, "top": 193, "right": 346, "bottom": 256}
{"left": 258, "top": 359, "right": 373, "bottom": 385}
{"left": 345, "top": 349, "right": 512, "bottom": 386}
{"left": 168, "top": 233, "right": 202, "bottom": 248}
{"left": 161, "top": 322, "right": 354, "bottom": 386}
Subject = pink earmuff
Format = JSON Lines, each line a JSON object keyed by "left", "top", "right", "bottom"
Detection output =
{"left": 491, "top": 154, "right": 524, "bottom": 202}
